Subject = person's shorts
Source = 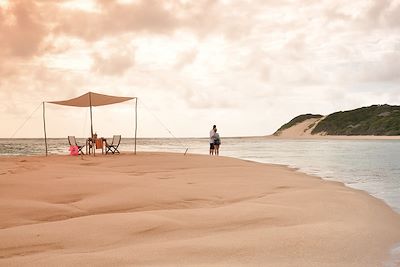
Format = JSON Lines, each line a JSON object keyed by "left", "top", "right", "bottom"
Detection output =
{"left": 210, "top": 143, "right": 215, "bottom": 149}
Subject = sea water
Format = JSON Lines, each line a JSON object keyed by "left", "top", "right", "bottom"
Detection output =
{"left": 1, "top": 137, "right": 400, "bottom": 265}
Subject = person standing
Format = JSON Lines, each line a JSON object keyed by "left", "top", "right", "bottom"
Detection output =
{"left": 214, "top": 128, "right": 221, "bottom": 156}
{"left": 209, "top": 125, "right": 216, "bottom": 155}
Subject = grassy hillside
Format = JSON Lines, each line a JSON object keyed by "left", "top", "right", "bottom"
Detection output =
{"left": 311, "top": 105, "right": 400, "bottom": 136}
{"left": 274, "top": 114, "right": 323, "bottom": 135}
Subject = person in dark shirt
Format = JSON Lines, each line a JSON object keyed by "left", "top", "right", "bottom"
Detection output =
{"left": 213, "top": 128, "right": 221, "bottom": 156}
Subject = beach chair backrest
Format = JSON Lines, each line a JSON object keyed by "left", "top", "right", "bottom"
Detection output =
{"left": 68, "top": 136, "right": 77, "bottom": 146}
{"left": 112, "top": 135, "right": 121, "bottom": 145}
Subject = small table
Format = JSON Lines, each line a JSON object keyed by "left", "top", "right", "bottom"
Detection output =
{"left": 86, "top": 138, "right": 106, "bottom": 155}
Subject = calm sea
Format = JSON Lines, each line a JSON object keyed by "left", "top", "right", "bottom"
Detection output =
{"left": 1, "top": 137, "right": 400, "bottom": 264}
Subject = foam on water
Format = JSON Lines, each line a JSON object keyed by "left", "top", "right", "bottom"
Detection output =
{"left": 385, "top": 244, "right": 400, "bottom": 267}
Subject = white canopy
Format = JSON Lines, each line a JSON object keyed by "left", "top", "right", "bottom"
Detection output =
{"left": 43, "top": 91, "right": 138, "bottom": 156}
{"left": 48, "top": 92, "right": 135, "bottom": 107}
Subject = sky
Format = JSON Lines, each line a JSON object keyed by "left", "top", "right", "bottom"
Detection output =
{"left": 0, "top": 0, "right": 400, "bottom": 138}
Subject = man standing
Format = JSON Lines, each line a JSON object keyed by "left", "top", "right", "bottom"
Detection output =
{"left": 209, "top": 125, "right": 216, "bottom": 155}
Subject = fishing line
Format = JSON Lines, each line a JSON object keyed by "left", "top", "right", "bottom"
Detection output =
{"left": 138, "top": 99, "right": 189, "bottom": 154}
{"left": 10, "top": 102, "right": 43, "bottom": 138}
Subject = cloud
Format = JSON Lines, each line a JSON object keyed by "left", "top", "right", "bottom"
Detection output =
{"left": 359, "top": 51, "right": 400, "bottom": 82}
{"left": 1, "top": 0, "right": 400, "bottom": 137}
{"left": 174, "top": 49, "right": 197, "bottom": 70}
{"left": 92, "top": 51, "right": 134, "bottom": 76}
{"left": 53, "top": 0, "right": 182, "bottom": 41}
{"left": 0, "top": 0, "right": 47, "bottom": 59}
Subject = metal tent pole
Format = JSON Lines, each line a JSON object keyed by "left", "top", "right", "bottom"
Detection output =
{"left": 43, "top": 102, "right": 48, "bottom": 157}
{"left": 89, "top": 92, "right": 94, "bottom": 139}
{"left": 134, "top": 97, "right": 138, "bottom": 155}
{"left": 89, "top": 92, "right": 95, "bottom": 156}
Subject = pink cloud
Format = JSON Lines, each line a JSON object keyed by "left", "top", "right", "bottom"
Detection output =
{"left": 92, "top": 51, "right": 134, "bottom": 76}
{"left": 0, "top": 0, "right": 47, "bottom": 59}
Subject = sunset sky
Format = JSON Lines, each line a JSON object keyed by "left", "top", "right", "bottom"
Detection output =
{"left": 1, "top": 0, "right": 399, "bottom": 138}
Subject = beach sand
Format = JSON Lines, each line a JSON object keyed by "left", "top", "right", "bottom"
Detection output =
{"left": 1, "top": 153, "right": 400, "bottom": 266}
{"left": 273, "top": 118, "right": 324, "bottom": 138}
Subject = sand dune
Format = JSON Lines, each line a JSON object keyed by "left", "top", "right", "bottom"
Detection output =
{"left": 1, "top": 153, "right": 400, "bottom": 266}
{"left": 274, "top": 117, "right": 324, "bottom": 138}
{"left": 272, "top": 116, "right": 400, "bottom": 139}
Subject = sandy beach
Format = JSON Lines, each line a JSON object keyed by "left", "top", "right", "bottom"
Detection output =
{"left": 1, "top": 153, "right": 400, "bottom": 266}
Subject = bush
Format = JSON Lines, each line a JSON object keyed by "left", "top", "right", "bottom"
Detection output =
{"left": 311, "top": 104, "right": 400, "bottom": 135}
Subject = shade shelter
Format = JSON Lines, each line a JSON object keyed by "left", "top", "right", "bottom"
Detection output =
{"left": 43, "top": 92, "right": 138, "bottom": 156}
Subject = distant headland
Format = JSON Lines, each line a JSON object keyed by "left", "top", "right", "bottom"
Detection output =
{"left": 273, "top": 104, "right": 400, "bottom": 137}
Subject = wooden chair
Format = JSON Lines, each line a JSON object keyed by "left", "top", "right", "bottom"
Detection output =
{"left": 68, "top": 136, "right": 85, "bottom": 155}
{"left": 105, "top": 135, "right": 121, "bottom": 154}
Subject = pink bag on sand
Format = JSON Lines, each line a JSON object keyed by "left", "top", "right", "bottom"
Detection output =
{"left": 69, "top": 145, "right": 79, "bottom": 156}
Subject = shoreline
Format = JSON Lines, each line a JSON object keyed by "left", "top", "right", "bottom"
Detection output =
{"left": 2, "top": 135, "right": 400, "bottom": 140}
{"left": 1, "top": 150, "right": 399, "bottom": 214}
{"left": 1, "top": 153, "right": 400, "bottom": 266}
{"left": 266, "top": 135, "right": 400, "bottom": 140}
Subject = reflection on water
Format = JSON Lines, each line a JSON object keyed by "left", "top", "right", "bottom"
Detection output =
{"left": 1, "top": 137, "right": 400, "bottom": 213}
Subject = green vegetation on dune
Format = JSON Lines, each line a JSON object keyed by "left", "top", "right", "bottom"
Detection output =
{"left": 311, "top": 105, "right": 400, "bottom": 136}
{"left": 274, "top": 114, "right": 323, "bottom": 135}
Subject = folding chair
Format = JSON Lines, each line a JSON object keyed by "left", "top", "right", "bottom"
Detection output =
{"left": 68, "top": 136, "right": 85, "bottom": 155}
{"left": 105, "top": 135, "right": 121, "bottom": 154}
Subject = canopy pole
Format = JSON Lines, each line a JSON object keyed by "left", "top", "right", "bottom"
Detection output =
{"left": 43, "top": 102, "right": 48, "bottom": 157}
{"left": 89, "top": 93, "right": 94, "bottom": 138}
{"left": 89, "top": 92, "right": 95, "bottom": 156}
{"left": 134, "top": 97, "right": 137, "bottom": 155}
